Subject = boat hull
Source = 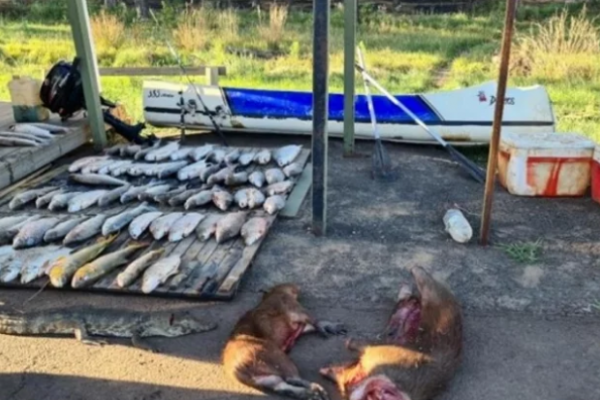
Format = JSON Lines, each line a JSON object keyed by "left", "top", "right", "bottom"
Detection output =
{"left": 142, "top": 80, "right": 556, "bottom": 146}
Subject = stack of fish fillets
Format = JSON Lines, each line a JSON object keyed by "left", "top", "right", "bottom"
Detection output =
{"left": 0, "top": 140, "right": 306, "bottom": 294}
{"left": 0, "top": 123, "right": 71, "bottom": 147}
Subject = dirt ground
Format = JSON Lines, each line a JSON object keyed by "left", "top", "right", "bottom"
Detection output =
{"left": 1, "top": 133, "right": 600, "bottom": 400}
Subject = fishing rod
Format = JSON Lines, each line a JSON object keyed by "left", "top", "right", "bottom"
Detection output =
{"left": 149, "top": 9, "right": 229, "bottom": 147}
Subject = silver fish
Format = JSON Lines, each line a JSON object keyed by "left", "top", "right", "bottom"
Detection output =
{"left": 210, "top": 149, "right": 226, "bottom": 164}
{"left": 102, "top": 202, "right": 155, "bottom": 236}
{"left": 121, "top": 184, "right": 151, "bottom": 204}
{"left": 129, "top": 211, "right": 164, "bottom": 240}
{"left": 283, "top": 162, "right": 303, "bottom": 177}
{"left": 116, "top": 248, "right": 166, "bottom": 288}
{"left": 12, "top": 124, "right": 53, "bottom": 139}
{"left": 224, "top": 149, "right": 240, "bottom": 164}
{"left": 105, "top": 143, "right": 126, "bottom": 155}
{"left": 134, "top": 139, "right": 163, "bottom": 160}
{"left": 97, "top": 184, "right": 132, "bottom": 207}
{"left": 238, "top": 150, "right": 256, "bottom": 166}
{"left": 264, "top": 195, "right": 286, "bottom": 215}
{"left": 69, "top": 156, "right": 109, "bottom": 173}
{"left": 212, "top": 190, "right": 233, "bottom": 211}
{"left": 168, "top": 189, "right": 201, "bottom": 207}
{"left": 207, "top": 166, "right": 235, "bottom": 185}
{"left": 189, "top": 144, "right": 215, "bottom": 161}
{"left": 184, "top": 190, "right": 214, "bottom": 210}
{"left": 168, "top": 213, "right": 205, "bottom": 242}
{"left": 215, "top": 211, "right": 248, "bottom": 243}
{"left": 265, "top": 181, "right": 294, "bottom": 196}
{"left": 254, "top": 149, "right": 272, "bottom": 165}
{"left": 44, "top": 216, "right": 88, "bottom": 242}
{"left": 234, "top": 189, "right": 249, "bottom": 208}
{"left": 28, "top": 122, "right": 70, "bottom": 134}
{"left": 141, "top": 255, "right": 181, "bottom": 293}
{"left": 138, "top": 184, "right": 173, "bottom": 202}
{"left": 0, "top": 215, "right": 32, "bottom": 233}
{"left": 68, "top": 190, "right": 108, "bottom": 212}
{"left": 241, "top": 217, "right": 270, "bottom": 246}
{"left": 149, "top": 212, "right": 185, "bottom": 240}
{"left": 13, "top": 217, "right": 62, "bottom": 249}
{"left": 199, "top": 163, "right": 221, "bottom": 182}
{"left": 0, "top": 135, "right": 39, "bottom": 147}
{"left": 9, "top": 186, "right": 58, "bottom": 210}
{"left": 156, "top": 161, "right": 189, "bottom": 179}
{"left": 49, "top": 191, "right": 84, "bottom": 211}
{"left": 122, "top": 144, "right": 143, "bottom": 157}
{"left": 70, "top": 173, "right": 129, "bottom": 187}
{"left": 126, "top": 163, "right": 155, "bottom": 177}
{"left": 35, "top": 188, "right": 63, "bottom": 208}
{"left": 145, "top": 141, "right": 180, "bottom": 162}
{"left": 110, "top": 161, "right": 135, "bottom": 176}
{"left": 81, "top": 159, "right": 114, "bottom": 174}
{"left": 196, "top": 214, "right": 222, "bottom": 241}
{"left": 247, "top": 188, "right": 266, "bottom": 209}
{"left": 63, "top": 214, "right": 107, "bottom": 245}
{"left": 274, "top": 144, "right": 302, "bottom": 167}
{"left": 265, "top": 168, "right": 285, "bottom": 185}
{"left": 249, "top": 171, "right": 266, "bottom": 188}
{"left": 170, "top": 147, "right": 194, "bottom": 161}
{"left": 0, "top": 216, "right": 42, "bottom": 244}
{"left": 153, "top": 186, "right": 188, "bottom": 204}
{"left": 20, "top": 246, "right": 72, "bottom": 284}
{"left": 225, "top": 171, "right": 248, "bottom": 186}
{"left": 0, "top": 131, "right": 48, "bottom": 143}
{"left": 99, "top": 160, "right": 130, "bottom": 175}
{"left": 177, "top": 160, "right": 209, "bottom": 181}
{"left": 1, "top": 258, "right": 23, "bottom": 282}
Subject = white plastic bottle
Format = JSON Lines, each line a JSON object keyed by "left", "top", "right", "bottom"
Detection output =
{"left": 443, "top": 209, "right": 473, "bottom": 243}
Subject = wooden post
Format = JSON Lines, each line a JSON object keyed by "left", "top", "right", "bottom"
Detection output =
{"left": 312, "top": 0, "right": 330, "bottom": 236}
{"left": 67, "top": 0, "right": 107, "bottom": 150}
{"left": 206, "top": 67, "right": 219, "bottom": 86}
{"left": 343, "top": 0, "right": 356, "bottom": 157}
{"left": 479, "top": 0, "right": 518, "bottom": 245}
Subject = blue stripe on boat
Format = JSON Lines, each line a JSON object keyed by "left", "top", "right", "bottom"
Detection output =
{"left": 223, "top": 88, "right": 442, "bottom": 124}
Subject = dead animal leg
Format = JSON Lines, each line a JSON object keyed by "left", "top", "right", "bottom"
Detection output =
{"left": 74, "top": 325, "right": 108, "bottom": 346}
{"left": 253, "top": 375, "right": 329, "bottom": 400}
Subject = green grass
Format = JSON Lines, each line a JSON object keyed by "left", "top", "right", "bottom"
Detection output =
{"left": 1, "top": 3, "right": 600, "bottom": 142}
{"left": 498, "top": 239, "right": 544, "bottom": 264}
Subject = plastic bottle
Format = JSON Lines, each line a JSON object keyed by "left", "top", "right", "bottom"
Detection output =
{"left": 443, "top": 209, "right": 472, "bottom": 243}
{"left": 8, "top": 75, "right": 49, "bottom": 123}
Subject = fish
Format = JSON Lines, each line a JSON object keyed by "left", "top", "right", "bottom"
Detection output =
{"left": 126, "top": 163, "right": 155, "bottom": 177}
{"left": 28, "top": 122, "right": 70, "bottom": 134}
{"left": 68, "top": 190, "right": 108, "bottom": 212}
{"left": 247, "top": 188, "right": 266, "bottom": 209}
{"left": 9, "top": 186, "right": 58, "bottom": 210}
{"left": 145, "top": 141, "right": 180, "bottom": 162}
{"left": 71, "top": 242, "right": 148, "bottom": 288}
{"left": 129, "top": 211, "right": 164, "bottom": 240}
{"left": 70, "top": 173, "right": 129, "bottom": 187}
{"left": 212, "top": 190, "right": 233, "bottom": 211}
{"left": 184, "top": 189, "right": 214, "bottom": 210}
{"left": 105, "top": 143, "right": 126, "bottom": 155}
{"left": 98, "top": 160, "right": 130, "bottom": 175}
{"left": 225, "top": 171, "right": 248, "bottom": 186}
{"left": 121, "top": 184, "right": 151, "bottom": 204}
{"left": 273, "top": 144, "right": 302, "bottom": 167}
{"left": 207, "top": 166, "right": 235, "bottom": 185}
{"left": 141, "top": 255, "right": 182, "bottom": 294}
{"left": 63, "top": 214, "right": 107, "bottom": 245}
{"left": 156, "top": 161, "right": 189, "bottom": 179}
{"left": 49, "top": 191, "right": 84, "bottom": 211}
{"left": 97, "top": 184, "right": 132, "bottom": 207}
{"left": 264, "top": 195, "right": 286, "bottom": 215}
{"left": 0, "top": 215, "right": 32, "bottom": 233}
{"left": 189, "top": 144, "right": 215, "bottom": 161}
{"left": 48, "top": 235, "right": 117, "bottom": 288}
{"left": 12, "top": 217, "right": 63, "bottom": 249}
{"left": 265, "top": 168, "right": 285, "bottom": 185}
{"left": 122, "top": 144, "right": 143, "bottom": 157}
{"left": 241, "top": 217, "right": 270, "bottom": 246}
{"left": 0, "top": 131, "right": 49, "bottom": 143}
{"left": 283, "top": 162, "right": 303, "bottom": 177}
{"left": 248, "top": 171, "right": 266, "bottom": 188}
{"left": 265, "top": 180, "right": 294, "bottom": 196}
{"left": 170, "top": 147, "right": 194, "bottom": 161}
{"left": 0, "top": 216, "right": 42, "bottom": 245}
{"left": 196, "top": 214, "right": 222, "bottom": 241}
{"left": 35, "top": 188, "right": 64, "bottom": 208}
{"left": 238, "top": 150, "right": 256, "bottom": 166}
{"left": 110, "top": 161, "right": 134, "bottom": 176}
{"left": 153, "top": 186, "right": 188, "bottom": 204}
{"left": 177, "top": 160, "right": 209, "bottom": 181}
{"left": 12, "top": 124, "right": 53, "bottom": 139}
{"left": 134, "top": 139, "right": 163, "bottom": 160}
{"left": 168, "top": 189, "right": 201, "bottom": 207}
{"left": 254, "top": 149, "right": 272, "bottom": 165}
{"left": 224, "top": 149, "right": 240, "bottom": 164}
{"left": 168, "top": 213, "right": 205, "bottom": 242}
{"left": 215, "top": 211, "right": 248, "bottom": 243}
{"left": 81, "top": 159, "right": 114, "bottom": 174}
{"left": 234, "top": 189, "right": 249, "bottom": 208}
{"left": 149, "top": 212, "right": 185, "bottom": 240}
{"left": 210, "top": 149, "right": 227, "bottom": 164}
{"left": 0, "top": 136, "right": 39, "bottom": 147}
{"left": 20, "top": 246, "right": 72, "bottom": 284}
{"left": 102, "top": 202, "right": 155, "bottom": 236}
{"left": 199, "top": 163, "right": 221, "bottom": 182}
{"left": 116, "top": 248, "right": 165, "bottom": 288}
{"left": 138, "top": 184, "right": 173, "bottom": 202}
{"left": 69, "top": 156, "right": 109, "bottom": 173}
{"left": 43, "top": 216, "right": 88, "bottom": 242}
{"left": 1, "top": 258, "right": 23, "bottom": 282}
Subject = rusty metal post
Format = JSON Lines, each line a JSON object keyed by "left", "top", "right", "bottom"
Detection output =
{"left": 312, "top": 0, "right": 330, "bottom": 236}
{"left": 479, "top": 0, "right": 518, "bottom": 245}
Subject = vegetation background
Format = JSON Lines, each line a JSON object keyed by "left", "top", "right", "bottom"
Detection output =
{"left": 0, "top": 0, "right": 599, "bottom": 141}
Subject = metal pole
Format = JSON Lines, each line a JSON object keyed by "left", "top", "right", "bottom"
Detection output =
{"left": 312, "top": 0, "right": 330, "bottom": 236}
{"left": 479, "top": 0, "right": 518, "bottom": 245}
{"left": 67, "top": 0, "right": 107, "bottom": 150}
{"left": 343, "top": 0, "right": 356, "bottom": 157}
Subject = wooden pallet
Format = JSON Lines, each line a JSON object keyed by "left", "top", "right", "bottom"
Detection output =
{"left": 0, "top": 146, "right": 311, "bottom": 301}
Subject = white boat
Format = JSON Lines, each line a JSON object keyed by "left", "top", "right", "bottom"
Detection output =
{"left": 142, "top": 80, "right": 556, "bottom": 146}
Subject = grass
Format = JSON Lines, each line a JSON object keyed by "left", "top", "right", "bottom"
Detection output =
{"left": 1, "top": 2, "right": 600, "bottom": 142}
{"left": 498, "top": 239, "right": 544, "bottom": 264}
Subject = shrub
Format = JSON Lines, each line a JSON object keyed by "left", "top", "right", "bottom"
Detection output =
{"left": 90, "top": 10, "right": 126, "bottom": 52}
{"left": 173, "top": 8, "right": 210, "bottom": 53}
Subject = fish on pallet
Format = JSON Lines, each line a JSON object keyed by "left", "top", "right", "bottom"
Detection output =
{"left": 71, "top": 242, "right": 149, "bottom": 288}
{"left": 273, "top": 145, "right": 302, "bottom": 167}
{"left": 1, "top": 257, "right": 24, "bottom": 283}
{"left": 9, "top": 186, "right": 58, "bottom": 210}
{"left": 35, "top": 188, "right": 64, "bottom": 208}
{"left": 48, "top": 191, "right": 84, "bottom": 211}
{"left": 168, "top": 212, "right": 205, "bottom": 242}
{"left": 207, "top": 166, "right": 235, "bottom": 185}
{"left": 97, "top": 184, "right": 132, "bottom": 207}
{"left": 44, "top": 217, "right": 88, "bottom": 243}
{"left": 149, "top": 212, "right": 185, "bottom": 240}
{"left": 189, "top": 144, "right": 215, "bottom": 162}
{"left": 134, "top": 139, "right": 163, "bottom": 160}
{"left": 122, "top": 144, "right": 143, "bottom": 157}
{"left": 212, "top": 190, "right": 233, "bottom": 211}
{"left": 121, "top": 184, "right": 151, "bottom": 204}
{"left": 0, "top": 215, "right": 32, "bottom": 233}
{"left": 234, "top": 189, "right": 249, "bottom": 208}
{"left": 68, "top": 190, "right": 108, "bottom": 213}
{"left": 11, "top": 124, "right": 53, "bottom": 139}
{"left": 115, "top": 248, "right": 165, "bottom": 288}
{"left": 247, "top": 189, "right": 266, "bottom": 209}
{"left": 110, "top": 161, "right": 135, "bottom": 177}
{"left": 0, "top": 216, "right": 42, "bottom": 245}
{"left": 70, "top": 173, "right": 129, "bottom": 187}
{"left": 254, "top": 149, "right": 272, "bottom": 165}
{"left": 248, "top": 171, "right": 266, "bottom": 188}
{"left": 264, "top": 181, "right": 294, "bottom": 197}
{"left": 153, "top": 186, "right": 188, "bottom": 204}
{"left": 69, "top": 156, "right": 109, "bottom": 173}
{"left": 265, "top": 168, "right": 285, "bottom": 185}
{"left": 13, "top": 217, "right": 63, "bottom": 249}
{"left": 199, "top": 163, "right": 221, "bottom": 182}
{"left": 224, "top": 149, "right": 240, "bottom": 164}
{"left": 145, "top": 141, "right": 180, "bottom": 162}
{"left": 0, "top": 135, "right": 39, "bottom": 147}
{"left": 241, "top": 217, "right": 270, "bottom": 246}
{"left": 283, "top": 162, "right": 303, "bottom": 177}
{"left": 184, "top": 189, "right": 214, "bottom": 210}
{"left": 0, "top": 131, "right": 49, "bottom": 144}
{"left": 141, "top": 255, "right": 182, "bottom": 294}
{"left": 264, "top": 195, "right": 286, "bottom": 215}
{"left": 177, "top": 160, "right": 209, "bottom": 181}
{"left": 156, "top": 161, "right": 189, "bottom": 179}
{"left": 225, "top": 171, "right": 248, "bottom": 186}
{"left": 63, "top": 214, "right": 107, "bottom": 245}
{"left": 48, "top": 235, "right": 117, "bottom": 288}
{"left": 129, "top": 211, "right": 164, "bottom": 240}
{"left": 138, "top": 184, "right": 173, "bottom": 202}
{"left": 168, "top": 189, "right": 201, "bottom": 207}
{"left": 28, "top": 122, "right": 70, "bottom": 134}
{"left": 98, "top": 160, "right": 130, "bottom": 175}
{"left": 215, "top": 211, "right": 248, "bottom": 243}
{"left": 170, "top": 147, "right": 194, "bottom": 161}
{"left": 196, "top": 214, "right": 222, "bottom": 241}
{"left": 102, "top": 202, "right": 156, "bottom": 236}
{"left": 20, "top": 246, "right": 72, "bottom": 284}
{"left": 105, "top": 143, "right": 127, "bottom": 155}
{"left": 238, "top": 150, "right": 256, "bottom": 166}
{"left": 81, "top": 159, "right": 114, "bottom": 174}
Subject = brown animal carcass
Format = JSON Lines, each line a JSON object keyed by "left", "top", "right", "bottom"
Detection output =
{"left": 319, "top": 266, "right": 463, "bottom": 400}
{"left": 222, "top": 283, "right": 347, "bottom": 400}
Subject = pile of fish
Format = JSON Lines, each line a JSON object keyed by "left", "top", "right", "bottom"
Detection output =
{"left": 0, "top": 123, "right": 70, "bottom": 147}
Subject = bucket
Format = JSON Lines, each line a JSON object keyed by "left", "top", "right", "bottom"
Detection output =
{"left": 8, "top": 75, "right": 50, "bottom": 123}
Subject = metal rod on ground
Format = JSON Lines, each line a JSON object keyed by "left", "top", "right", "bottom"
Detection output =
{"left": 355, "top": 64, "right": 486, "bottom": 184}
{"left": 343, "top": 0, "right": 357, "bottom": 157}
{"left": 312, "top": 0, "right": 330, "bottom": 236}
{"left": 479, "top": 0, "right": 518, "bottom": 246}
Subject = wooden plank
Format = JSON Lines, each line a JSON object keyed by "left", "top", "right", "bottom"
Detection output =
{"left": 167, "top": 238, "right": 208, "bottom": 288}
{"left": 99, "top": 67, "right": 227, "bottom": 77}
{"left": 0, "top": 164, "right": 67, "bottom": 205}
